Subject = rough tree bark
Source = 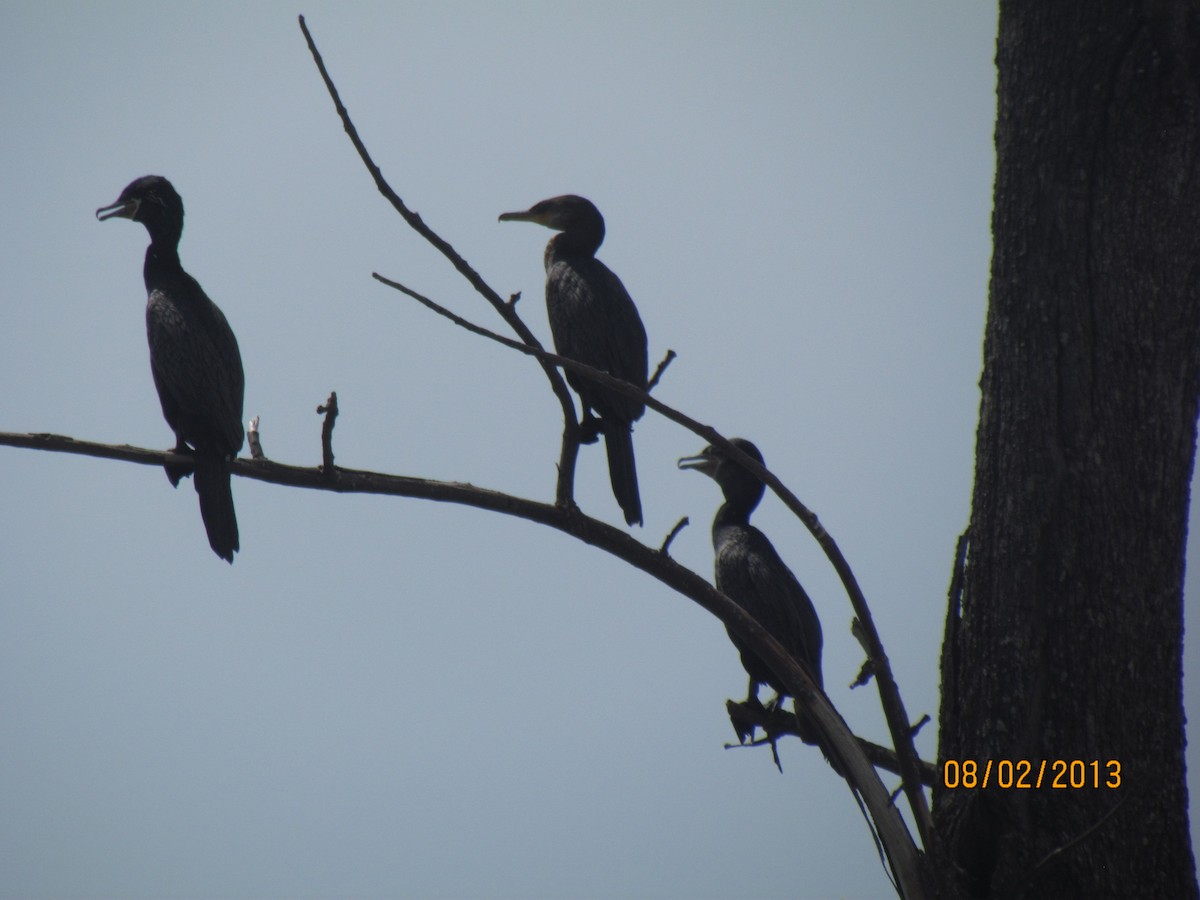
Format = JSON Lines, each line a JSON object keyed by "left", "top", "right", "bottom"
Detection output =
{"left": 936, "top": 4, "right": 1200, "bottom": 897}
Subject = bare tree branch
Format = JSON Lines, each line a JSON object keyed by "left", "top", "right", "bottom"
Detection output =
{"left": 724, "top": 698, "right": 938, "bottom": 785}
{"left": 55, "top": 16, "right": 936, "bottom": 891}
{"left": 0, "top": 423, "right": 924, "bottom": 896}
{"left": 316, "top": 391, "right": 338, "bottom": 477}
{"left": 647, "top": 349, "right": 676, "bottom": 392}
{"left": 297, "top": 13, "right": 582, "bottom": 508}
{"left": 299, "top": 22, "right": 926, "bottom": 832}
{"left": 370, "top": 272, "right": 932, "bottom": 846}
{"left": 659, "top": 516, "right": 689, "bottom": 556}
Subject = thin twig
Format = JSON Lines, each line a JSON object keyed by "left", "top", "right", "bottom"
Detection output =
{"left": 659, "top": 516, "right": 689, "bottom": 555}
{"left": 317, "top": 391, "right": 338, "bottom": 476}
{"left": 850, "top": 617, "right": 877, "bottom": 687}
{"left": 297, "top": 15, "right": 582, "bottom": 508}
{"left": 647, "top": 349, "right": 677, "bottom": 392}
{"left": 298, "top": 19, "right": 516, "bottom": 333}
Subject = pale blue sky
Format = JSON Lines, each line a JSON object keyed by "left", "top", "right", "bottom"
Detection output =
{"left": 1, "top": 4, "right": 1188, "bottom": 898}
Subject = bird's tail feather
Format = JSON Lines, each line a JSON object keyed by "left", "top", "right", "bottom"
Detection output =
{"left": 602, "top": 420, "right": 642, "bottom": 526}
{"left": 194, "top": 453, "right": 239, "bottom": 563}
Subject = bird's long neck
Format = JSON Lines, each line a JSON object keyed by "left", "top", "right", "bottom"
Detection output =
{"left": 713, "top": 497, "right": 751, "bottom": 525}
{"left": 142, "top": 234, "right": 184, "bottom": 294}
{"left": 545, "top": 224, "right": 602, "bottom": 267}
{"left": 711, "top": 479, "right": 764, "bottom": 543}
{"left": 710, "top": 497, "right": 749, "bottom": 547}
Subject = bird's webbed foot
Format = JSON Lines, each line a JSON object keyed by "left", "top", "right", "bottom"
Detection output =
{"left": 727, "top": 699, "right": 760, "bottom": 746}
{"left": 729, "top": 684, "right": 767, "bottom": 744}
{"left": 578, "top": 410, "right": 602, "bottom": 445}
{"left": 164, "top": 437, "right": 195, "bottom": 488}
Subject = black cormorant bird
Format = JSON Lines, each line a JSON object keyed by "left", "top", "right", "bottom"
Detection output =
{"left": 500, "top": 195, "right": 648, "bottom": 526}
{"left": 678, "top": 439, "right": 824, "bottom": 743}
{"left": 97, "top": 176, "right": 245, "bottom": 563}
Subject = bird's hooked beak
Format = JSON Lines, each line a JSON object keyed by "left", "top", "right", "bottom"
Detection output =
{"left": 498, "top": 207, "right": 548, "bottom": 226}
{"left": 96, "top": 197, "right": 138, "bottom": 221}
{"left": 677, "top": 447, "right": 719, "bottom": 476}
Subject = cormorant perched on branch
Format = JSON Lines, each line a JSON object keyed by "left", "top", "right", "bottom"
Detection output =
{"left": 97, "top": 176, "right": 245, "bottom": 562}
{"left": 678, "top": 439, "right": 824, "bottom": 743}
{"left": 500, "top": 195, "right": 648, "bottom": 526}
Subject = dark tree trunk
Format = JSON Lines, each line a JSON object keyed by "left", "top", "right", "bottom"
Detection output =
{"left": 935, "top": 3, "right": 1200, "bottom": 897}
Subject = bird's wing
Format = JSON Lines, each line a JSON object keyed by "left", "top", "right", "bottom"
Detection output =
{"left": 740, "top": 528, "right": 825, "bottom": 689}
{"left": 547, "top": 259, "right": 647, "bottom": 423}
{"left": 593, "top": 262, "right": 648, "bottom": 390}
{"left": 146, "top": 282, "right": 244, "bottom": 455}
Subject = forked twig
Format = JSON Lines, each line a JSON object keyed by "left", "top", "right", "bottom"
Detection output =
{"left": 297, "top": 14, "right": 582, "bottom": 509}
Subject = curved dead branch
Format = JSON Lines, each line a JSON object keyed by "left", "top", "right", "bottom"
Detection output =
{"left": 369, "top": 270, "right": 933, "bottom": 847}
{"left": 298, "top": 11, "right": 929, "bottom": 887}
{"left": 0, "top": 420, "right": 927, "bottom": 897}
{"left": 297, "top": 14, "right": 583, "bottom": 506}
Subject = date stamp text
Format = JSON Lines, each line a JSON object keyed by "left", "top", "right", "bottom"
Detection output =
{"left": 942, "top": 759, "right": 1121, "bottom": 790}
